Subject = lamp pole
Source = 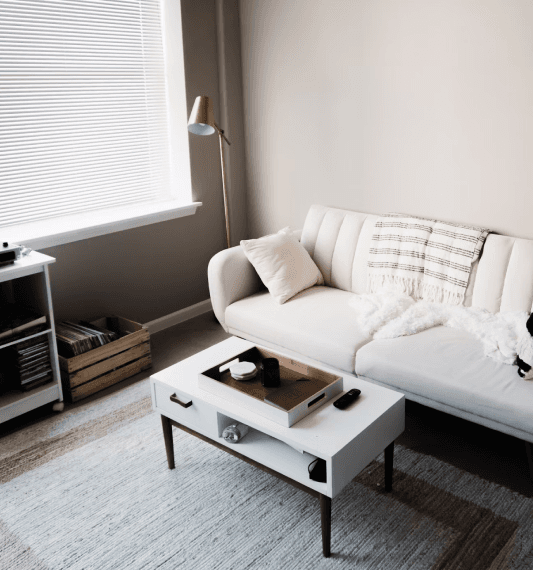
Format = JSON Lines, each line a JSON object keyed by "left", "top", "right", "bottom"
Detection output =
{"left": 215, "top": 123, "right": 231, "bottom": 249}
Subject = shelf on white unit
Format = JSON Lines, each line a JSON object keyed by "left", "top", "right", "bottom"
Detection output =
{"left": 218, "top": 426, "right": 327, "bottom": 495}
{"left": 0, "top": 328, "right": 52, "bottom": 351}
{"left": 0, "top": 251, "right": 55, "bottom": 283}
{"left": 0, "top": 382, "right": 60, "bottom": 424}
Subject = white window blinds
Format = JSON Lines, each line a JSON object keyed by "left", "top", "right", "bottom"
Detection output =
{"left": 1, "top": 0, "right": 173, "bottom": 228}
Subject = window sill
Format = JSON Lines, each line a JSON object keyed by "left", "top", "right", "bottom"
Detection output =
{"left": 3, "top": 201, "right": 202, "bottom": 250}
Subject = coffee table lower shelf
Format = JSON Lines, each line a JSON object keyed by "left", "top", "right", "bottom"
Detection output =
{"left": 160, "top": 414, "right": 395, "bottom": 558}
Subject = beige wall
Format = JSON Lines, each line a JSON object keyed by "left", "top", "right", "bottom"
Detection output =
{"left": 239, "top": 0, "right": 533, "bottom": 239}
{"left": 43, "top": 0, "right": 247, "bottom": 324}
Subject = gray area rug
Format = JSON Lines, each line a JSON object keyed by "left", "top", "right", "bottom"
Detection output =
{"left": 1, "top": 379, "right": 532, "bottom": 570}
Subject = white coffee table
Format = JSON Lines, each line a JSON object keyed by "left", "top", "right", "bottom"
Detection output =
{"left": 150, "top": 337, "right": 404, "bottom": 557}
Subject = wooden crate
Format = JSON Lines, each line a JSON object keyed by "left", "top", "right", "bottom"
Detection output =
{"left": 58, "top": 316, "right": 151, "bottom": 402}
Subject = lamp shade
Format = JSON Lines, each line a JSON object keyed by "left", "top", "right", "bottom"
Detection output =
{"left": 187, "top": 95, "right": 216, "bottom": 136}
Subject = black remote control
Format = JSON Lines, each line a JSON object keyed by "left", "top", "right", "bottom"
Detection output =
{"left": 333, "top": 389, "right": 361, "bottom": 410}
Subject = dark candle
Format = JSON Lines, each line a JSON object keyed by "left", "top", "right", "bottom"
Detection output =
{"left": 261, "top": 358, "right": 280, "bottom": 388}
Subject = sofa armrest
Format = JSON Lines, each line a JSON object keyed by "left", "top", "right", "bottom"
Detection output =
{"left": 208, "top": 245, "right": 264, "bottom": 332}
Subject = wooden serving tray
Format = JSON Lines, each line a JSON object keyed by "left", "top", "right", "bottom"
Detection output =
{"left": 199, "top": 346, "right": 343, "bottom": 427}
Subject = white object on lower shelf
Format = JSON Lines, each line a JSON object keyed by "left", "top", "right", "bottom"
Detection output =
{"left": 222, "top": 422, "right": 249, "bottom": 443}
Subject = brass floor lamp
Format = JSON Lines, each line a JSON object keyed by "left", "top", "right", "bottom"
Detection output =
{"left": 187, "top": 96, "right": 232, "bottom": 249}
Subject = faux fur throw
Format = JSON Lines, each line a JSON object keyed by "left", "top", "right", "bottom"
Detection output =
{"left": 516, "top": 314, "right": 533, "bottom": 380}
{"left": 368, "top": 213, "right": 489, "bottom": 305}
{"left": 350, "top": 289, "right": 529, "bottom": 366}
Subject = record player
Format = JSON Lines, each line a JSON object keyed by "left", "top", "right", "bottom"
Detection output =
{"left": 0, "top": 242, "right": 24, "bottom": 267}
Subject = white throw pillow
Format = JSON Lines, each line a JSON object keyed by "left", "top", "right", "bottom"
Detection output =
{"left": 240, "top": 227, "right": 324, "bottom": 304}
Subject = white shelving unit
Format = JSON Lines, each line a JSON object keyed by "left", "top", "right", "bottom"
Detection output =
{"left": 0, "top": 251, "right": 64, "bottom": 424}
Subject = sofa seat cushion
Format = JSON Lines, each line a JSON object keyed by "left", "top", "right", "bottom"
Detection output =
{"left": 355, "top": 326, "right": 533, "bottom": 435}
{"left": 225, "top": 286, "right": 372, "bottom": 373}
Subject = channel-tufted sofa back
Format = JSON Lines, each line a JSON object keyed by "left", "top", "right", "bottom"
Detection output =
{"left": 300, "top": 205, "right": 378, "bottom": 295}
{"left": 300, "top": 204, "right": 533, "bottom": 313}
{"left": 472, "top": 235, "right": 533, "bottom": 313}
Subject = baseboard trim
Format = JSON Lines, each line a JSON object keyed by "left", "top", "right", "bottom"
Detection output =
{"left": 144, "top": 299, "right": 213, "bottom": 334}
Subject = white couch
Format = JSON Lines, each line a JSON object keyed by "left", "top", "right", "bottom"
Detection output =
{"left": 208, "top": 204, "right": 533, "bottom": 451}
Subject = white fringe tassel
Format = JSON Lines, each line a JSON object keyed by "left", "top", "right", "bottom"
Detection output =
{"left": 368, "top": 274, "right": 464, "bottom": 306}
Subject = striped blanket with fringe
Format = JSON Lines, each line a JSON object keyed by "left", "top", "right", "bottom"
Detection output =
{"left": 368, "top": 213, "right": 489, "bottom": 305}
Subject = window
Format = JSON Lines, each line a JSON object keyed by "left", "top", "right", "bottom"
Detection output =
{"left": 0, "top": 0, "right": 197, "bottom": 248}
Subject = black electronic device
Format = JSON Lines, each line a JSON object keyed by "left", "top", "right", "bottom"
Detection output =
{"left": 308, "top": 458, "right": 327, "bottom": 483}
{"left": 0, "top": 242, "right": 23, "bottom": 267}
{"left": 333, "top": 389, "right": 361, "bottom": 410}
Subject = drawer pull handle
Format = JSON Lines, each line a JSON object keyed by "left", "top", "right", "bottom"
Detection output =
{"left": 170, "top": 393, "right": 193, "bottom": 408}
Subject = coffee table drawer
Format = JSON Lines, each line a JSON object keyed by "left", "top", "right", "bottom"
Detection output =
{"left": 153, "top": 381, "right": 216, "bottom": 435}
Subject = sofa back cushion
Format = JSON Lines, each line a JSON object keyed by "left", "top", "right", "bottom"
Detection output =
{"left": 472, "top": 234, "right": 533, "bottom": 313}
{"left": 301, "top": 205, "right": 378, "bottom": 294}
{"left": 300, "top": 204, "right": 478, "bottom": 305}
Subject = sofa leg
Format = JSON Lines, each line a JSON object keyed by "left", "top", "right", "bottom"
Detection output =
{"left": 525, "top": 441, "right": 533, "bottom": 483}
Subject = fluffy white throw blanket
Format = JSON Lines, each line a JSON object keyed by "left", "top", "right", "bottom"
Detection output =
{"left": 368, "top": 213, "right": 489, "bottom": 306}
{"left": 350, "top": 290, "right": 528, "bottom": 365}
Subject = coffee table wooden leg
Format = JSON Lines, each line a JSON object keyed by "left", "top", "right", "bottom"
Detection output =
{"left": 161, "top": 415, "right": 175, "bottom": 470}
{"left": 320, "top": 494, "right": 331, "bottom": 557}
{"left": 384, "top": 441, "right": 394, "bottom": 492}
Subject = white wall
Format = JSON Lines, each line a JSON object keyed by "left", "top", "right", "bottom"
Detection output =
{"left": 239, "top": 0, "right": 533, "bottom": 238}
